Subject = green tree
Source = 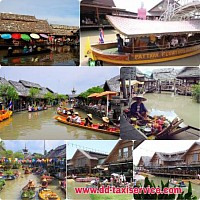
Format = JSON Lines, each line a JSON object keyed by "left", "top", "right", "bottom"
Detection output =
{"left": 0, "top": 84, "right": 19, "bottom": 109}
{"left": 44, "top": 92, "right": 55, "bottom": 105}
{"left": 79, "top": 86, "right": 103, "bottom": 99}
{"left": 56, "top": 94, "right": 68, "bottom": 103}
{"left": 191, "top": 83, "right": 200, "bottom": 103}
{"left": 13, "top": 151, "right": 24, "bottom": 159}
{"left": 29, "top": 87, "right": 40, "bottom": 105}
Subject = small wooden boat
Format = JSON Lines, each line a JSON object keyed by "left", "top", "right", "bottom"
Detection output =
{"left": 28, "top": 108, "right": 48, "bottom": 112}
{"left": 0, "top": 110, "right": 12, "bottom": 122}
{"left": 24, "top": 169, "right": 31, "bottom": 174}
{"left": 86, "top": 15, "right": 200, "bottom": 65}
{"left": 76, "top": 177, "right": 96, "bottom": 182}
{"left": 55, "top": 115, "right": 120, "bottom": 136}
{"left": 21, "top": 184, "right": 36, "bottom": 200}
{"left": 38, "top": 189, "right": 61, "bottom": 200}
{"left": 4, "top": 49, "right": 51, "bottom": 58}
{"left": 169, "top": 181, "right": 187, "bottom": 188}
{"left": 3, "top": 175, "right": 15, "bottom": 180}
{"left": 59, "top": 181, "right": 66, "bottom": 193}
{"left": 41, "top": 175, "right": 54, "bottom": 183}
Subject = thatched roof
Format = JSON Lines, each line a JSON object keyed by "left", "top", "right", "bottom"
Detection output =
{"left": 138, "top": 156, "right": 151, "bottom": 167}
{"left": 45, "top": 144, "right": 66, "bottom": 158}
{"left": 104, "top": 75, "right": 120, "bottom": 93}
{"left": 176, "top": 67, "right": 200, "bottom": 79}
{"left": 9, "top": 80, "right": 29, "bottom": 97}
{"left": 0, "top": 13, "right": 52, "bottom": 33}
{"left": 0, "top": 77, "right": 10, "bottom": 85}
{"left": 19, "top": 80, "right": 42, "bottom": 89}
{"left": 81, "top": 0, "right": 116, "bottom": 8}
{"left": 50, "top": 24, "right": 79, "bottom": 36}
{"left": 152, "top": 68, "right": 180, "bottom": 80}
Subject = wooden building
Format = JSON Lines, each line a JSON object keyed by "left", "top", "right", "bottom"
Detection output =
{"left": 138, "top": 156, "right": 151, "bottom": 170}
{"left": 68, "top": 149, "right": 108, "bottom": 175}
{"left": 103, "top": 140, "right": 133, "bottom": 177}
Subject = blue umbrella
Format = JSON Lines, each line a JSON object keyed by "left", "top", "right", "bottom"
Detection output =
{"left": 1, "top": 34, "right": 12, "bottom": 39}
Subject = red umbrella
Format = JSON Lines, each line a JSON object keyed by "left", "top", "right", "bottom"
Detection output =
{"left": 12, "top": 33, "right": 21, "bottom": 40}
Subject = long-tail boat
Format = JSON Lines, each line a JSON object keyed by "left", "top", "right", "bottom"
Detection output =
{"left": 86, "top": 15, "right": 200, "bottom": 65}
{"left": 38, "top": 189, "right": 61, "bottom": 200}
{"left": 0, "top": 110, "right": 12, "bottom": 122}
{"left": 54, "top": 115, "right": 120, "bottom": 136}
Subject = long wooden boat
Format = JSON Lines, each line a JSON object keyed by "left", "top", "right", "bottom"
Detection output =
{"left": 55, "top": 116, "right": 120, "bottom": 136}
{"left": 75, "top": 177, "right": 96, "bottom": 182}
{"left": 38, "top": 189, "right": 61, "bottom": 200}
{"left": 4, "top": 49, "right": 51, "bottom": 58}
{"left": 0, "top": 110, "right": 12, "bottom": 122}
{"left": 28, "top": 108, "right": 48, "bottom": 112}
{"left": 21, "top": 184, "right": 36, "bottom": 200}
{"left": 3, "top": 175, "right": 15, "bottom": 180}
{"left": 41, "top": 175, "right": 54, "bottom": 183}
{"left": 24, "top": 169, "right": 31, "bottom": 174}
{"left": 169, "top": 181, "right": 187, "bottom": 188}
{"left": 86, "top": 15, "right": 200, "bottom": 65}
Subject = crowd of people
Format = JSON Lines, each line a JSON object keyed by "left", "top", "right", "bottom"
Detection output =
{"left": 28, "top": 105, "right": 47, "bottom": 112}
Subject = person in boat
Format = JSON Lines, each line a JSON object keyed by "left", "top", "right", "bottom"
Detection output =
{"left": 28, "top": 179, "right": 35, "bottom": 189}
{"left": 72, "top": 112, "right": 81, "bottom": 124}
{"left": 66, "top": 111, "right": 73, "bottom": 122}
{"left": 29, "top": 46, "right": 33, "bottom": 53}
{"left": 41, "top": 178, "right": 48, "bottom": 189}
{"left": 28, "top": 105, "right": 32, "bottom": 112}
{"left": 62, "top": 109, "right": 67, "bottom": 115}
{"left": 23, "top": 46, "right": 28, "bottom": 54}
{"left": 7, "top": 46, "right": 13, "bottom": 56}
{"left": 116, "top": 34, "right": 124, "bottom": 53}
{"left": 84, "top": 114, "right": 93, "bottom": 126}
{"left": 69, "top": 108, "right": 74, "bottom": 115}
{"left": 99, "top": 117, "right": 110, "bottom": 130}
{"left": 130, "top": 94, "right": 148, "bottom": 120}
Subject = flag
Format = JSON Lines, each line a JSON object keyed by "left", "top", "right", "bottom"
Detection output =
{"left": 99, "top": 29, "right": 104, "bottom": 44}
{"left": 8, "top": 100, "right": 13, "bottom": 110}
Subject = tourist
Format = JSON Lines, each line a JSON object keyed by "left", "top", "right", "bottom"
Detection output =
{"left": 116, "top": 34, "right": 124, "bottom": 52}
{"left": 130, "top": 94, "right": 148, "bottom": 120}
{"left": 57, "top": 107, "right": 61, "bottom": 112}
{"left": 29, "top": 46, "right": 33, "bottom": 53}
{"left": 84, "top": 114, "right": 93, "bottom": 126}
{"left": 99, "top": 117, "right": 110, "bottom": 130}
{"left": 62, "top": 109, "right": 66, "bottom": 114}
{"left": 72, "top": 112, "right": 81, "bottom": 124}
{"left": 7, "top": 46, "right": 13, "bottom": 56}
{"left": 99, "top": 28, "right": 104, "bottom": 44}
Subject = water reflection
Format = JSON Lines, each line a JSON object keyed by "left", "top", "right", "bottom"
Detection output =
{"left": 0, "top": 46, "right": 79, "bottom": 66}
{"left": 0, "top": 108, "right": 118, "bottom": 140}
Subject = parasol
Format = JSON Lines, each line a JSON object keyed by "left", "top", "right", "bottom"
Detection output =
{"left": 12, "top": 33, "right": 21, "bottom": 40}
{"left": 21, "top": 34, "right": 31, "bottom": 41}
{"left": 1, "top": 34, "right": 11, "bottom": 39}
{"left": 30, "top": 33, "right": 40, "bottom": 39}
{"left": 39, "top": 34, "right": 49, "bottom": 39}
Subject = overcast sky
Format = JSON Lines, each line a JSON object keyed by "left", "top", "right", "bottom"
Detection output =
{"left": 67, "top": 140, "right": 118, "bottom": 159}
{"left": 0, "top": 0, "right": 79, "bottom": 26}
{"left": 133, "top": 140, "right": 200, "bottom": 165}
{"left": 3, "top": 140, "right": 65, "bottom": 154}
{"left": 0, "top": 66, "right": 120, "bottom": 95}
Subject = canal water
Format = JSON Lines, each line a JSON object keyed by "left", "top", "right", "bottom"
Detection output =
{"left": 81, "top": 29, "right": 200, "bottom": 66}
{"left": 0, "top": 107, "right": 118, "bottom": 140}
{"left": 0, "top": 170, "right": 66, "bottom": 200}
{"left": 0, "top": 45, "right": 79, "bottom": 66}
{"left": 144, "top": 92, "right": 200, "bottom": 129}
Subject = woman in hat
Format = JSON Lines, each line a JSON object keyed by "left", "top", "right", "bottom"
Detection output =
{"left": 130, "top": 94, "right": 148, "bottom": 120}
{"left": 66, "top": 111, "right": 72, "bottom": 122}
{"left": 72, "top": 112, "right": 81, "bottom": 124}
{"left": 41, "top": 178, "right": 48, "bottom": 189}
{"left": 99, "top": 117, "right": 110, "bottom": 130}
{"left": 84, "top": 114, "right": 93, "bottom": 126}
{"left": 28, "top": 179, "right": 35, "bottom": 189}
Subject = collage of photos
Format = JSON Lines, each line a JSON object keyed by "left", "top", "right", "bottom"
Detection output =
{"left": 0, "top": 0, "right": 200, "bottom": 199}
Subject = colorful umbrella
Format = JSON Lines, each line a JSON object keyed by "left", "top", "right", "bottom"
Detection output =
{"left": 30, "top": 33, "right": 40, "bottom": 39}
{"left": 21, "top": 34, "right": 31, "bottom": 41}
{"left": 1, "top": 34, "right": 11, "bottom": 39}
{"left": 12, "top": 33, "right": 21, "bottom": 40}
{"left": 40, "top": 33, "right": 48, "bottom": 39}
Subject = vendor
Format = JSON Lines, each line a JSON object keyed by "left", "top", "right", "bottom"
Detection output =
{"left": 84, "top": 114, "right": 93, "bottom": 126}
{"left": 130, "top": 94, "right": 148, "bottom": 120}
{"left": 28, "top": 179, "right": 35, "bottom": 189}
{"left": 66, "top": 111, "right": 73, "bottom": 122}
{"left": 99, "top": 117, "right": 110, "bottom": 130}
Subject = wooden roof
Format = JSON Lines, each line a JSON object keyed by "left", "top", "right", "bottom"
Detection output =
{"left": 104, "top": 75, "right": 120, "bottom": 93}
{"left": 176, "top": 67, "right": 200, "bottom": 79}
{"left": 45, "top": 144, "right": 66, "bottom": 158}
{"left": 138, "top": 156, "right": 151, "bottom": 167}
{"left": 50, "top": 24, "right": 79, "bottom": 36}
{"left": 0, "top": 13, "right": 52, "bottom": 33}
{"left": 81, "top": 0, "right": 116, "bottom": 8}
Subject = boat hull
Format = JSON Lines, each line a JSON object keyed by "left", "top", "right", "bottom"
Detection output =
{"left": 91, "top": 43, "right": 200, "bottom": 65}
{"left": 55, "top": 116, "right": 119, "bottom": 136}
{"left": 38, "top": 189, "right": 61, "bottom": 200}
{"left": 0, "top": 111, "right": 12, "bottom": 122}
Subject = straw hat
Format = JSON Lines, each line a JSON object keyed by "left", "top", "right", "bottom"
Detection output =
{"left": 29, "top": 179, "right": 33, "bottom": 182}
{"left": 67, "top": 111, "right": 71, "bottom": 115}
{"left": 102, "top": 117, "right": 109, "bottom": 123}
{"left": 87, "top": 114, "right": 93, "bottom": 120}
{"left": 74, "top": 112, "right": 79, "bottom": 115}
{"left": 132, "top": 94, "right": 147, "bottom": 101}
{"left": 42, "top": 178, "right": 47, "bottom": 182}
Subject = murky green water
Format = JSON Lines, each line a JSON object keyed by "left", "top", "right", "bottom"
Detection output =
{"left": 0, "top": 107, "right": 118, "bottom": 140}
{"left": 145, "top": 93, "right": 200, "bottom": 129}
{"left": 0, "top": 46, "right": 79, "bottom": 66}
{"left": 81, "top": 29, "right": 200, "bottom": 66}
{"left": 0, "top": 170, "right": 66, "bottom": 200}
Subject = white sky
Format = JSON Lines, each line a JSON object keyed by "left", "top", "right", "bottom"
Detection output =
{"left": 133, "top": 140, "right": 200, "bottom": 165}
{"left": 114, "top": 0, "right": 161, "bottom": 13}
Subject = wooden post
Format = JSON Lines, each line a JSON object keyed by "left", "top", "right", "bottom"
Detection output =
{"left": 174, "top": 78, "right": 176, "bottom": 95}
{"left": 96, "top": 7, "right": 99, "bottom": 23}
